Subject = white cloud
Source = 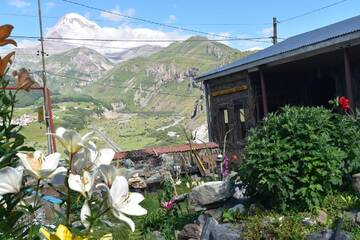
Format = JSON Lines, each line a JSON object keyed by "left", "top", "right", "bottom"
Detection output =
{"left": 44, "top": 13, "right": 189, "bottom": 55}
{"left": 100, "top": 5, "right": 136, "bottom": 22}
{"left": 8, "top": 0, "right": 30, "bottom": 8}
{"left": 166, "top": 15, "right": 176, "bottom": 24}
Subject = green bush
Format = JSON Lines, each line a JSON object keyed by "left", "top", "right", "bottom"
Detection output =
{"left": 239, "top": 106, "right": 360, "bottom": 211}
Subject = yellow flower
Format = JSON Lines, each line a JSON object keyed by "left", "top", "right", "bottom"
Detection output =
{"left": 40, "top": 224, "right": 76, "bottom": 240}
{"left": 39, "top": 224, "right": 112, "bottom": 240}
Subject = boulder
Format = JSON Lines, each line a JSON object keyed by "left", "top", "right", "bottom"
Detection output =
{"left": 205, "top": 208, "right": 223, "bottom": 221}
{"left": 306, "top": 230, "right": 350, "bottom": 240}
{"left": 209, "top": 224, "right": 242, "bottom": 240}
{"left": 352, "top": 173, "right": 360, "bottom": 195}
{"left": 190, "top": 181, "right": 235, "bottom": 207}
{"left": 128, "top": 174, "right": 147, "bottom": 189}
{"left": 229, "top": 203, "right": 246, "bottom": 214}
{"left": 356, "top": 212, "right": 360, "bottom": 224}
{"left": 177, "top": 224, "right": 202, "bottom": 240}
{"left": 316, "top": 210, "right": 327, "bottom": 225}
{"left": 201, "top": 216, "right": 242, "bottom": 240}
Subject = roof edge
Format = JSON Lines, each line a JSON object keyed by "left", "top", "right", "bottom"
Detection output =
{"left": 196, "top": 31, "right": 360, "bottom": 82}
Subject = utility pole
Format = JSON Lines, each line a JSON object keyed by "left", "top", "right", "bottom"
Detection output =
{"left": 37, "top": 0, "right": 55, "bottom": 154}
{"left": 272, "top": 17, "right": 278, "bottom": 45}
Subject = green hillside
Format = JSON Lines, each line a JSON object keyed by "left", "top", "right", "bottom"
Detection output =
{"left": 87, "top": 36, "right": 252, "bottom": 114}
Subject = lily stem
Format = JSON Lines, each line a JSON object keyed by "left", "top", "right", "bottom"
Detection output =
{"left": 29, "top": 179, "right": 41, "bottom": 240}
{"left": 65, "top": 153, "right": 74, "bottom": 227}
{"left": 88, "top": 207, "right": 110, "bottom": 233}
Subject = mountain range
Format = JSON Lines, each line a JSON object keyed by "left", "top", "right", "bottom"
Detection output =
{"left": 10, "top": 13, "right": 255, "bottom": 132}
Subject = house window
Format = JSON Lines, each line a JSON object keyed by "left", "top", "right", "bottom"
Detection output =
{"left": 234, "top": 103, "right": 246, "bottom": 141}
{"left": 221, "top": 108, "right": 229, "bottom": 133}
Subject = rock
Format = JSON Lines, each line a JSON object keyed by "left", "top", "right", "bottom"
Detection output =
{"left": 209, "top": 224, "right": 242, "bottom": 240}
{"left": 145, "top": 172, "right": 162, "bottom": 185}
{"left": 152, "top": 231, "right": 166, "bottom": 240}
{"left": 128, "top": 174, "right": 147, "bottom": 189}
{"left": 190, "top": 181, "right": 235, "bottom": 206}
{"left": 205, "top": 208, "right": 223, "bottom": 221}
{"left": 196, "top": 214, "right": 207, "bottom": 228}
{"left": 316, "top": 210, "right": 327, "bottom": 225}
{"left": 177, "top": 224, "right": 202, "bottom": 240}
{"left": 356, "top": 212, "right": 360, "bottom": 224}
{"left": 344, "top": 209, "right": 357, "bottom": 222}
{"left": 200, "top": 216, "right": 218, "bottom": 240}
{"left": 232, "top": 186, "right": 245, "bottom": 200}
{"left": 122, "top": 158, "right": 135, "bottom": 168}
{"left": 352, "top": 173, "right": 360, "bottom": 195}
{"left": 229, "top": 203, "right": 246, "bottom": 214}
{"left": 302, "top": 217, "right": 316, "bottom": 226}
{"left": 192, "top": 124, "right": 209, "bottom": 143}
{"left": 306, "top": 229, "right": 350, "bottom": 240}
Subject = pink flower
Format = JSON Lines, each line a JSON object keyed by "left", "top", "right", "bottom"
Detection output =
{"left": 222, "top": 155, "right": 228, "bottom": 177}
{"left": 161, "top": 200, "right": 174, "bottom": 210}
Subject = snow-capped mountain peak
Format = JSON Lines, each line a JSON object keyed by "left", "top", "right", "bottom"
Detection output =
{"left": 46, "top": 12, "right": 100, "bottom": 39}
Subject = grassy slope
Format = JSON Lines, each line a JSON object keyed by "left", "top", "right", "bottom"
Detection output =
{"left": 17, "top": 38, "right": 254, "bottom": 151}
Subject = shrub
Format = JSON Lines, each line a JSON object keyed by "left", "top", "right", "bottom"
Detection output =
{"left": 239, "top": 106, "right": 360, "bottom": 211}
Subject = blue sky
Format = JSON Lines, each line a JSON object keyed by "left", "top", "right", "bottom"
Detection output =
{"left": 1, "top": 0, "right": 360, "bottom": 50}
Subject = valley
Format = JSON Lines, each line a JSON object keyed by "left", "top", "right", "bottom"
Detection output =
{"left": 10, "top": 13, "right": 254, "bottom": 152}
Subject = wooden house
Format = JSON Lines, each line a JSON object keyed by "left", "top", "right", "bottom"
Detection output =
{"left": 196, "top": 15, "right": 360, "bottom": 150}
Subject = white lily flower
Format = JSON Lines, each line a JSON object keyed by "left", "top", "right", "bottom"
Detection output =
{"left": 81, "top": 200, "right": 91, "bottom": 229}
{"left": 73, "top": 142, "right": 115, "bottom": 173}
{"left": 96, "top": 164, "right": 129, "bottom": 187}
{"left": 0, "top": 167, "right": 23, "bottom": 195}
{"left": 17, "top": 151, "right": 66, "bottom": 179}
{"left": 98, "top": 176, "right": 147, "bottom": 232}
{"left": 55, "top": 127, "right": 94, "bottom": 154}
{"left": 68, "top": 171, "right": 93, "bottom": 198}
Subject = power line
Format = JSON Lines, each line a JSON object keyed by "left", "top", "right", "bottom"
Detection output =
{"left": 0, "top": 12, "right": 270, "bottom": 26}
{"left": 10, "top": 35, "right": 271, "bottom": 43}
{"left": 46, "top": 72, "right": 200, "bottom": 98}
{"left": 59, "top": 0, "right": 247, "bottom": 39}
{"left": 279, "top": 0, "right": 350, "bottom": 23}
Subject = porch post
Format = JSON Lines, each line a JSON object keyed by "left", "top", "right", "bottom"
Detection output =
{"left": 344, "top": 48, "right": 354, "bottom": 109}
{"left": 260, "top": 69, "right": 268, "bottom": 115}
{"left": 204, "top": 82, "right": 212, "bottom": 141}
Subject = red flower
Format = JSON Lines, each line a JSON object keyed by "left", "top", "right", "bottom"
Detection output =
{"left": 338, "top": 96, "right": 350, "bottom": 111}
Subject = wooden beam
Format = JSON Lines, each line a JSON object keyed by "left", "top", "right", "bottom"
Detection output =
{"left": 211, "top": 85, "right": 248, "bottom": 97}
{"left": 204, "top": 83, "right": 213, "bottom": 141}
{"left": 344, "top": 48, "right": 354, "bottom": 109}
{"left": 0, "top": 86, "right": 44, "bottom": 90}
{"left": 260, "top": 69, "right": 268, "bottom": 115}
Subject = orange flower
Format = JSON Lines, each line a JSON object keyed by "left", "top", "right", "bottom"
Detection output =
{"left": 0, "top": 24, "right": 17, "bottom": 77}
{"left": 0, "top": 51, "right": 15, "bottom": 77}
{"left": 0, "top": 24, "right": 17, "bottom": 47}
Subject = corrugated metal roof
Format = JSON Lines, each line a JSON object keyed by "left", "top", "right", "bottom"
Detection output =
{"left": 197, "top": 15, "right": 360, "bottom": 81}
{"left": 113, "top": 142, "right": 219, "bottom": 160}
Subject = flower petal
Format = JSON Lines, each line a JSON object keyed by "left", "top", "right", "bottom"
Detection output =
{"left": 42, "top": 152, "right": 61, "bottom": 172}
{"left": 96, "top": 165, "right": 118, "bottom": 187}
{"left": 0, "top": 24, "right": 13, "bottom": 39}
{"left": 112, "top": 209, "right": 135, "bottom": 232}
{"left": 0, "top": 167, "right": 23, "bottom": 195}
{"left": 110, "top": 176, "right": 128, "bottom": 203}
{"left": 46, "top": 167, "right": 67, "bottom": 179}
{"left": 68, "top": 174, "right": 84, "bottom": 194}
{"left": 81, "top": 200, "right": 91, "bottom": 229}
{"left": 120, "top": 193, "right": 147, "bottom": 216}
{"left": 95, "top": 149, "right": 115, "bottom": 167}
{"left": 83, "top": 171, "right": 93, "bottom": 193}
